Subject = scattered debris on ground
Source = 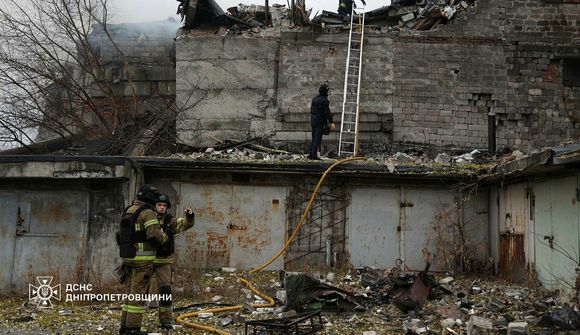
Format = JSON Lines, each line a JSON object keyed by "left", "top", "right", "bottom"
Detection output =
{"left": 2, "top": 265, "right": 579, "bottom": 334}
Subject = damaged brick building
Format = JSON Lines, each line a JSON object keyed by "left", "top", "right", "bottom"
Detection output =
{"left": 0, "top": 0, "right": 579, "bottom": 299}
{"left": 176, "top": 0, "right": 580, "bottom": 153}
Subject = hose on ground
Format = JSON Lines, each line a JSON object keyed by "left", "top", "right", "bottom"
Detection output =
{"left": 176, "top": 156, "right": 366, "bottom": 334}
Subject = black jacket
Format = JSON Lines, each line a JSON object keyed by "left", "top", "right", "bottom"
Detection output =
{"left": 310, "top": 94, "right": 333, "bottom": 127}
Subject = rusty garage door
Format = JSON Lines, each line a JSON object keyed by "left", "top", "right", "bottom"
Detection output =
{"left": 176, "top": 184, "right": 287, "bottom": 270}
{"left": 0, "top": 190, "right": 88, "bottom": 293}
{"left": 499, "top": 182, "right": 529, "bottom": 283}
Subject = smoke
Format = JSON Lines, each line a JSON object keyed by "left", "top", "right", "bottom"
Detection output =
{"left": 109, "top": 0, "right": 179, "bottom": 24}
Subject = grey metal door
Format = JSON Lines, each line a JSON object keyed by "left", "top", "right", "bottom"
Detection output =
{"left": 349, "top": 187, "right": 400, "bottom": 268}
{"left": 404, "top": 188, "right": 454, "bottom": 271}
{"left": 11, "top": 191, "right": 88, "bottom": 292}
{"left": 534, "top": 176, "right": 579, "bottom": 291}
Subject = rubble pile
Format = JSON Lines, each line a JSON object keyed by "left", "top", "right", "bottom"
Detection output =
{"left": 313, "top": 0, "right": 477, "bottom": 31}
{"left": 2, "top": 268, "right": 579, "bottom": 334}
{"left": 170, "top": 139, "right": 527, "bottom": 175}
{"left": 176, "top": 0, "right": 477, "bottom": 33}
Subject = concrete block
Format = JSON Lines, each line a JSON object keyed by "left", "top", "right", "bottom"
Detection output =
{"left": 177, "top": 36, "right": 279, "bottom": 62}
{"left": 177, "top": 60, "right": 276, "bottom": 90}
{"left": 507, "top": 321, "right": 528, "bottom": 335}
{"left": 467, "top": 316, "right": 493, "bottom": 335}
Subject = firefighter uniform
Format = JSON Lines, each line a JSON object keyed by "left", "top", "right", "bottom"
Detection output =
{"left": 120, "top": 198, "right": 168, "bottom": 335}
{"left": 153, "top": 201, "right": 195, "bottom": 328}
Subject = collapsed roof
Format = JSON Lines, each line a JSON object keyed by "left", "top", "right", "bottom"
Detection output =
{"left": 176, "top": 0, "right": 477, "bottom": 32}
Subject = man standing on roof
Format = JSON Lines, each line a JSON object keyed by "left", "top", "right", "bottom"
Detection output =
{"left": 338, "top": 0, "right": 366, "bottom": 16}
{"left": 152, "top": 193, "right": 195, "bottom": 330}
{"left": 118, "top": 184, "right": 168, "bottom": 335}
{"left": 309, "top": 84, "right": 336, "bottom": 160}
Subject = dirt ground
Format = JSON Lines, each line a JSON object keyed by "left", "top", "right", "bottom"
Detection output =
{"left": 0, "top": 268, "right": 578, "bottom": 335}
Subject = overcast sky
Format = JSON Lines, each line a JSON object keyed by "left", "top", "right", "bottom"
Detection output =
{"left": 110, "top": 0, "right": 392, "bottom": 23}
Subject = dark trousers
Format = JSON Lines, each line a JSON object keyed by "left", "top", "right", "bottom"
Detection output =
{"left": 309, "top": 123, "right": 323, "bottom": 158}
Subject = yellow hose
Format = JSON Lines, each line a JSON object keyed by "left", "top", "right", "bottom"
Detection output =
{"left": 176, "top": 156, "right": 365, "bottom": 334}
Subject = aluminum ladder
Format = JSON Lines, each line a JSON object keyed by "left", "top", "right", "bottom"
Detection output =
{"left": 338, "top": 5, "right": 365, "bottom": 157}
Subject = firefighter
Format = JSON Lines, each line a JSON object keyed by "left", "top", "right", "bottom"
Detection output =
{"left": 153, "top": 193, "right": 195, "bottom": 329}
{"left": 309, "top": 84, "right": 336, "bottom": 160}
{"left": 119, "top": 184, "right": 168, "bottom": 335}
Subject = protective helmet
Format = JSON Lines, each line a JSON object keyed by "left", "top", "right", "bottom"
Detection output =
{"left": 156, "top": 193, "right": 171, "bottom": 209}
{"left": 136, "top": 184, "right": 159, "bottom": 206}
{"left": 319, "top": 84, "right": 329, "bottom": 96}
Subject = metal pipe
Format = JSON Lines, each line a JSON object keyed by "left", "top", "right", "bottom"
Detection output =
{"left": 265, "top": 0, "right": 270, "bottom": 26}
{"left": 399, "top": 186, "right": 406, "bottom": 263}
{"left": 325, "top": 238, "right": 332, "bottom": 266}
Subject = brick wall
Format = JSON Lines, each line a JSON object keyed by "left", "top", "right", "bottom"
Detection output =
{"left": 392, "top": 37, "right": 507, "bottom": 148}
{"left": 274, "top": 32, "right": 393, "bottom": 153}
{"left": 176, "top": 0, "right": 580, "bottom": 152}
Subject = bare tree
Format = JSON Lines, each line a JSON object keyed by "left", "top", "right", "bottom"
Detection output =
{"left": 0, "top": 0, "right": 203, "bottom": 154}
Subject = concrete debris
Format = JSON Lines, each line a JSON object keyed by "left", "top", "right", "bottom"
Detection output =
{"left": 486, "top": 296, "right": 505, "bottom": 312}
{"left": 435, "top": 153, "right": 452, "bottom": 165}
{"left": 394, "top": 152, "right": 415, "bottom": 164}
{"left": 467, "top": 316, "right": 493, "bottom": 335}
{"left": 276, "top": 290, "right": 287, "bottom": 302}
{"left": 439, "top": 276, "right": 454, "bottom": 284}
{"left": 313, "top": 0, "right": 477, "bottom": 31}
{"left": 440, "top": 317, "right": 456, "bottom": 328}
{"left": 326, "top": 272, "right": 337, "bottom": 282}
{"left": 453, "top": 149, "right": 481, "bottom": 163}
{"left": 401, "top": 13, "right": 415, "bottom": 23}
{"left": 170, "top": 139, "right": 538, "bottom": 178}
{"left": 179, "top": 0, "right": 476, "bottom": 33}
{"left": 507, "top": 321, "right": 528, "bottom": 335}
{"left": 3, "top": 268, "right": 580, "bottom": 334}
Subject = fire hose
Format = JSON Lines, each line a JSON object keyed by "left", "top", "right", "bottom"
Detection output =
{"left": 176, "top": 156, "right": 365, "bottom": 334}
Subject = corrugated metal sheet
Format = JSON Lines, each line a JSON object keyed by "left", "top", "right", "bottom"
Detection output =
{"left": 176, "top": 184, "right": 286, "bottom": 270}
{"left": 534, "top": 175, "right": 579, "bottom": 291}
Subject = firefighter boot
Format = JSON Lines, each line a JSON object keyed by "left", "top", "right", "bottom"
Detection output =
{"left": 124, "top": 327, "right": 148, "bottom": 335}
